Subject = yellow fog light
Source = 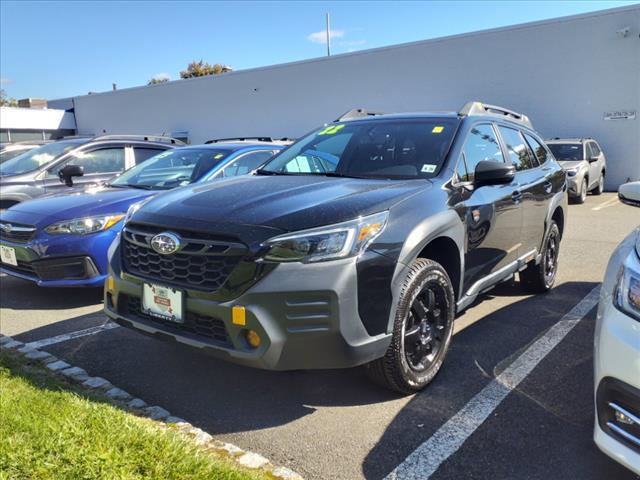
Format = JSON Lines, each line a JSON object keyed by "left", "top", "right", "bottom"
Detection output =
{"left": 245, "top": 330, "right": 261, "bottom": 348}
{"left": 106, "top": 275, "right": 115, "bottom": 292}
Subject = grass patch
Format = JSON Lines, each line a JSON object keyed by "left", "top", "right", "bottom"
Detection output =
{"left": 0, "top": 349, "right": 264, "bottom": 480}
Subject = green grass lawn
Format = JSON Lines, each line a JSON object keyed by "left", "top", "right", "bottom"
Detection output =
{"left": 0, "top": 349, "right": 265, "bottom": 480}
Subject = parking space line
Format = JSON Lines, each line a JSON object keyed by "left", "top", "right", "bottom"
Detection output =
{"left": 24, "top": 322, "right": 120, "bottom": 350}
{"left": 385, "top": 285, "right": 601, "bottom": 480}
{"left": 592, "top": 196, "right": 619, "bottom": 211}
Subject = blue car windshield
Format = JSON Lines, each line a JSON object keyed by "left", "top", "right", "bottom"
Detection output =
{"left": 0, "top": 139, "right": 87, "bottom": 176}
{"left": 260, "top": 118, "right": 460, "bottom": 179}
{"left": 110, "top": 148, "right": 230, "bottom": 190}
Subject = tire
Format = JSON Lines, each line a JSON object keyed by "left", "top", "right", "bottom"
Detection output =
{"left": 575, "top": 178, "right": 588, "bottom": 204}
{"left": 593, "top": 173, "right": 604, "bottom": 195}
{"left": 365, "top": 258, "right": 455, "bottom": 394}
{"left": 520, "top": 221, "right": 561, "bottom": 293}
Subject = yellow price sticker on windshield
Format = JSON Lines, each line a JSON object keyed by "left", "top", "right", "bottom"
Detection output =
{"left": 432, "top": 126, "right": 444, "bottom": 134}
{"left": 318, "top": 124, "right": 345, "bottom": 135}
{"left": 214, "top": 153, "right": 224, "bottom": 159}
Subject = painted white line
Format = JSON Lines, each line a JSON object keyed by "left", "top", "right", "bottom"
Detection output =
{"left": 24, "top": 322, "right": 120, "bottom": 350}
{"left": 386, "top": 285, "right": 601, "bottom": 480}
{"left": 592, "top": 196, "right": 619, "bottom": 211}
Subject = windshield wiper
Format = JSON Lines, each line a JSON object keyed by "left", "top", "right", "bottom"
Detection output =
{"left": 255, "top": 169, "right": 283, "bottom": 176}
{"left": 113, "top": 183, "right": 156, "bottom": 190}
{"left": 323, "top": 172, "right": 369, "bottom": 179}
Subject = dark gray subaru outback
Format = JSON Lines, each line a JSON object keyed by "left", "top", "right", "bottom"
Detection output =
{"left": 105, "top": 102, "right": 567, "bottom": 393}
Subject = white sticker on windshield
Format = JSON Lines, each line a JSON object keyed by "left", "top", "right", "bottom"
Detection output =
{"left": 421, "top": 164, "right": 437, "bottom": 173}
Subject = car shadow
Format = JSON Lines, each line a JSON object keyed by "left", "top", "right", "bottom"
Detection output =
{"left": 360, "top": 280, "right": 634, "bottom": 480}
{"left": 0, "top": 274, "right": 103, "bottom": 310}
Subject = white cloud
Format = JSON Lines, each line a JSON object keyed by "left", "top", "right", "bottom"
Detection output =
{"left": 0, "top": 77, "right": 11, "bottom": 85}
{"left": 307, "top": 29, "right": 345, "bottom": 45}
{"left": 151, "top": 72, "right": 171, "bottom": 82}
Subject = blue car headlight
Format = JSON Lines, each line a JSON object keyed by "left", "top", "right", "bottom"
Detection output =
{"left": 45, "top": 214, "right": 125, "bottom": 236}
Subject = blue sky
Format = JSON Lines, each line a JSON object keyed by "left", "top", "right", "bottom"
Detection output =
{"left": 1, "top": 0, "right": 637, "bottom": 100}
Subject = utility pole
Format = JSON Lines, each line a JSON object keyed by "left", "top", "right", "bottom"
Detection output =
{"left": 326, "top": 12, "right": 331, "bottom": 56}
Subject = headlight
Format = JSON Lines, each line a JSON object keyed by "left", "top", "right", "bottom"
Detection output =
{"left": 261, "top": 211, "right": 388, "bottom": 263}
{"left": 613, "top": 254, "right": 640, "bottom": 321}
{"left": 45, "top": 214, "right": 125, "bottom": 235}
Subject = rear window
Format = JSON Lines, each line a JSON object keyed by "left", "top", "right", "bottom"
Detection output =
{"left": 547, "top": 143, "right": 583, "bottom": 161}
{"left": 261, "top": 118, "right": 460, "bottom": 179}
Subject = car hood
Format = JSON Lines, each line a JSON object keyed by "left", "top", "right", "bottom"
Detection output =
{"left": 2, "top": 187, "right": 156, "bottom": 227}
{"left": 558, "top": 160, "right": 586, "bottom": 170}
{"left": 132, "top": 174, "right": 430, "bottom": 233}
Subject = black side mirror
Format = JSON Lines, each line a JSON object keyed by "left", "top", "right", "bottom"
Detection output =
{"left": 588, "top": 156, "right": 599, "bottom": 163}
{"left": 58, "top": 164, "right": 84, "bottom": 187}
{"left": 618, "top": 182, "right": 640, "bottom": 207}
{"left": 474, "top": 160, "right": 516, "bottom": 187}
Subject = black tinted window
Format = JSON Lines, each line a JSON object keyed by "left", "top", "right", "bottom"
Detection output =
{"left": 525, "top": 134, "right": 550, "bottom": 164}
{"left": 48, "top": 148, "right": 125, "bottom": 177}
{"left": 262, "top": 119, "right": 459, "bottom": 179}
{"left": 457, "top": 124, "right": 504, "bottom": 182}
{"left": 134, "top": 147, "right": 167, "bottom": 164}
{"left": 590, "top": 142, "right": 601, "bottom": 156}
{"left": 498, "top": 126, "right": 537, "bottom": 171}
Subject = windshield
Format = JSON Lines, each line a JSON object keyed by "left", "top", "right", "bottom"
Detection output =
{"left": 0, "top": 147, "right": 36, "bottom": 164}
{"left": 548, "top": 144, "right": 583, "bottom": 161}
{"left": 0, "top": 139, "right": 87, "bottom": 176}
{"left": 110, "top": 148, "right": 230, "bottom": 190}
{"left": 260, "top": 118, "right": 459, "bottom": 179}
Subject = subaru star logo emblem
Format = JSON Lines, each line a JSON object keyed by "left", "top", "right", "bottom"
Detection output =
{"left": 150, "top": 232, "right": 182, "bottom": 255}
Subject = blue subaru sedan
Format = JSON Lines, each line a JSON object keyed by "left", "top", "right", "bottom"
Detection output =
{"left": 0, "top": 142, "right": 284, "bottom": 287}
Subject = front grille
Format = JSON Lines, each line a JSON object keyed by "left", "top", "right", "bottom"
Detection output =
{"left": 1, "top": 256, "right": 98, "bottom": 281}
{"left": 0, "top": 221, "right": 36, "bottom": 243}
{"left": 1, "top": 260, "right": 36, "bottom": 277}
{"left": 119, "top": 294, "right": 232, "bottom": 347}
{"left": 122, "top": 223, "right": 247, "bottom": 292}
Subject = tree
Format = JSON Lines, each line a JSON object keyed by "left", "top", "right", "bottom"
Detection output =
{"left": 148, "top": 74, "right": 170, "bottom": 85}
{"left": 0, "top": 89, "right": 18, "bottom": 107}
{"left": 179, "top": 60, "right": 231, "bottom": 79}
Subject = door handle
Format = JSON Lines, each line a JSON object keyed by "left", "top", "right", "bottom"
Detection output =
{"left": 512, "top": 190, "right": 523, "bottom": 203}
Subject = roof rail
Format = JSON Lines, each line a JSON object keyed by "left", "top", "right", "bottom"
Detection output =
{"left": 335, "top": 108, "right": 385, "bottom": 122}
{"left": 459, "top": 101, "right": 533, "bottom": 129}
{"left": 204, "top": 137, "right": 295, "bottom": 144}
{"left": 90, "top": 134, "right": 186, "bottom": 145}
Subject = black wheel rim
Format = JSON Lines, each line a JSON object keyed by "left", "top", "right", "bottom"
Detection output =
{"left": 544, "top": 230, "right": 559, "bottom": 284}
{"left": 403, "top": 282, "right": 448, "bottom": 372}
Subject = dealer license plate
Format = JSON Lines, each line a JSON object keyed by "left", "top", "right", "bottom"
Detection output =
{"left": 141, "top": 283, "right": 183, "bottom": 323}
{"left": 0, "top": 245, "right": 17, "bottom": 267}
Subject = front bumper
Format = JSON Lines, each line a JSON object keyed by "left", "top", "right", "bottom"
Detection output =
{"left": 105, "top": 245, "right": 392, "bottom": 370}
{"left": 594, "top": 238, "right": 640, "bottom": 475}
{"left": 0, "top": 230, "right": 117, "bottom": 287}
{"left": 565, "top": 171, "right": 586, "bottom": 197}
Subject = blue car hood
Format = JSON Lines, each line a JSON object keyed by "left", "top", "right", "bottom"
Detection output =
{"left": 2, "top": 187, "right": 156, "bottom": 227}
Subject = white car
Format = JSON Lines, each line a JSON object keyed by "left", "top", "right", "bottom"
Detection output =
{"left": 594, "top": 181, "right": 640, "bottom": 475}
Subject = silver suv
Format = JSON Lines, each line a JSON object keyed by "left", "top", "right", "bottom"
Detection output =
{"left": 546, "top": 137, "right": 607, "bottom": 204}
{"left": 0, "top": 135, "right": 183, "bottom": 210}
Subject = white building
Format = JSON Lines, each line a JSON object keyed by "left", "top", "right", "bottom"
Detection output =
{"left": 0, "top": 106, "right": 76, "bottom": 142}
{"left": 51, "top": 5, "right": 639, "bottom": 188}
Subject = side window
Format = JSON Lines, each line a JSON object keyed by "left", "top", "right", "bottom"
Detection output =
{"left": 585, "top": 143, "right": 594, "bottom": 160}
{"left": 456, "top": 152, "right": 470, "bottom": 182}
{"left": 523, "top": 134, "right": 549, "bottom": 165}
{"left": 498, "top": 126, "right": 537, "bottom": 171}
{"left": 220, "top": 151, "right": 274, "bottom": 178}
{"left": 48, "top": 148, "right": 125, "bottom": 176}
{"left": 134, "top": 147, "right": 167, "bottom": 164}
{"left": 591, "top": 142, "right": 601, "bottom": 156}
{"left": 458, "top": 124, "right": 504, "bottom": 182}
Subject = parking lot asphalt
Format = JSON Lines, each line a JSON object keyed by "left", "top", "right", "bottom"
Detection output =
{"left": 1, "top": 192, "right": 639, "bottom": 480}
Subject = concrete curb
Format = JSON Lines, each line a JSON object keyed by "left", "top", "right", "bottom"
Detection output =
{"left": 0, "top": 333, "right": 303, "bottom": 480}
